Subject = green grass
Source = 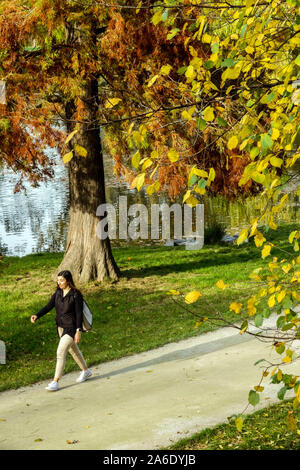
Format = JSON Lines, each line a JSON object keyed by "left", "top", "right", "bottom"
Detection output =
{"left": 0, "top": 223, "right": 298, "bottom": 392}
{"left": 165, "top": 399, "right": 300, "bottom": 450}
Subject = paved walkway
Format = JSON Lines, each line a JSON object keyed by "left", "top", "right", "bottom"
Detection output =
{"left": 1, "top": 317, "right": 300, "bottom": 450}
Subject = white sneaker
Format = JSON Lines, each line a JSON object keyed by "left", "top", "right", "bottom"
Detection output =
{"left": 76, "top": 368, "right": 92, "bottom": 383}
{"left": 45, "top": 380, "right": 59, "bottom": 391}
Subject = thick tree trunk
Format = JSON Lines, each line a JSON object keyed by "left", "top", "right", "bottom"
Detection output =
{"left": 55, "top": 79, "right": 120, "bottom": 283}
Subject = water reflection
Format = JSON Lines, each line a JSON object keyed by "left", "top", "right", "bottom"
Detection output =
{"left": 0, "top": 149, "right": 299, "bottom": 257}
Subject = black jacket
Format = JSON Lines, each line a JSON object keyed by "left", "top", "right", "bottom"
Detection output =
{"left": 36, "top": 288, "right": 83, "bottom": 331}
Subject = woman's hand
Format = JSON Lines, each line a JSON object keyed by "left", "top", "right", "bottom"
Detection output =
{"left": 74, "top": 331, "right": 81, "bottom": 344}
{"left": 31, "top": 315, "right": 38, "bottom": 323}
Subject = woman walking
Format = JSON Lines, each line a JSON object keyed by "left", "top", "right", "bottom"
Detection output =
{"left": 30, "top": 270, "right": 92, "bottom": 391}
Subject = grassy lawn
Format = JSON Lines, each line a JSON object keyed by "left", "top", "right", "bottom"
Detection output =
{"left": 0, "top": 223, "right": 297, "bottom": 392}
{"left": 165, "top": 399, "right": 300, "bottom": 450}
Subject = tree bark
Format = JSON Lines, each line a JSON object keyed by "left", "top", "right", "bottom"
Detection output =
{"left": 55, "top": 79, "right": 120, "bottom": 283}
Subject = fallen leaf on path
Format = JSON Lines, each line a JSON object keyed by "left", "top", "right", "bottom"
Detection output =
{"left": 34, "top": 438, "right": 43, "bottom": 442}
{"left": 0, "top": 418, "right": 6, "bottom": 422}
{"left": 66, "top": 439, "right": 79, "bottom": 444}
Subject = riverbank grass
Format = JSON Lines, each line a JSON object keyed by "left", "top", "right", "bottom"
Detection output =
{"left": 0, "top": 223, "right": 297, "bottom": 392}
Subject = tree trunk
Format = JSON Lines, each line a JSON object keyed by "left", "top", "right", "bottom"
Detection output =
{"left": 55, "top": 79, "right": 120, "bottom": 283}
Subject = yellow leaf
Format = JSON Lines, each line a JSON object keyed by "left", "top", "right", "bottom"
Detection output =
{"left": 235, "top": 416, "right": 244, "bottom": 432}
{"left": 74, "top": 144, "right": 87, "bottom": 158}
{"left": 185, "top": 65, "right": 195, "bottom": 79}
{"left": 62, "top": 151, "right": 74, "bottom": 164}
{"left": 182, "top": 110, "right": 193, "bottom": 121}
{"left": 202, "top": 33, "right": 211, "bottom": 43}
{"left": 229, "top": 301, "right": 243, "bottom": 314}
{"left": 216, "top": 279, "right": 228, "bottom": 290}
{"left": 142, "top": 158, "right": 153, "bottom": 171}
{"left": 262, "top": 244, "right": 272, "bottom": 259}
{"left": 272, "top": 128, "right": 280, "bottom": 140}
{"left": 65, "top": 128, "right": 79, "bottom": 144}
{"left": 147, "top": 75, "right": 159, "bottom": 87}
{"left": 283, "top": 355, "right": 292, "bottom": 363}
{"left": 167, "top": 290, "right": 181, "bottom": 295}
{"left": 289, "top": 231, "right": 298, "bottom": 244}
{"left": 268, "top": 294, "right": 276, "bottom": 308}
{"left": 168, "top": 148, "right": 179, "bottom": 162}
{"left": 245, "top": 45, "right": 254, "bottom": 54}
{"left": 185, "top": 291, "right": 202, "bottom": 304}
{"left": 277, "top": 290, "right": 286, "bottom": 303}
{"left": 208, "top": 167, "right": 215, "bottom": 181}
{"left": 131, "top": 151, "right": 140, "bottom": 169}
{"left": 105, "top": 97, "right": 122, "bottom": 108}
{"left": 191, "top": 168, "right": 209, "bottom": 178}
{"left": 194, "top": 186, "right": 206, "bottom": 195}
{"left": 203, "top": 106, "right": 214, "bottom": 122}
{"left": 254, "top": 232, "right": 266, "bottom": 248}
{"left": 160, "top": 64, "right": 172, "bottom": 76}
{"left": 254, "top": 386, "right": 264, "bottom": 392}
{"left": 270, "top": 156, "right": 283, "bottom": 168}
{"left": 237, "top": 228, "right": 248, "bottom": 245}
{"left": 151, "top": 150, "right": 159, "bottom": 159}
{"left": 185, "top": 195, "right": 199, "bottom": 207}
{"left": 183, "top": 190, "right": 191, "bottom": 204}
{"left": 34, "top": 438, "right": 43, "bottom": 442}
{"left": 227, "top": 136, "right": 239, "bottom": 150}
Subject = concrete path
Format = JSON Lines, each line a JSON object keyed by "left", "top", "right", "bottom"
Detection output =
{"left": 1, "top": 318, "right": 300, "bottom": 450}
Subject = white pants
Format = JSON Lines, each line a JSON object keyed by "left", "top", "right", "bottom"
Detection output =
{"left": 54, "top": 327, "right": 87, "bottom": 380}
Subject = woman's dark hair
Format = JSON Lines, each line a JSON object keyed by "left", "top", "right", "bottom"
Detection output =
{"left": 56, "top": 270, "right": 80, "bottom": 292}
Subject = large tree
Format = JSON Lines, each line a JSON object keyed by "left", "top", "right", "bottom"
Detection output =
{"left": 0, "top": 0, "right": 121, "bottom": 282}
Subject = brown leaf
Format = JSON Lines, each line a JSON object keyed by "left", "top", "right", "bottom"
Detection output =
{"left": 66, "top": 439, "right": 79, "bottom": 444}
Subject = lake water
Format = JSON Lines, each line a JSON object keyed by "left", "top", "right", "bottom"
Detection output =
{"left": 0, "top": 149, "right": 299, "bottom": 256}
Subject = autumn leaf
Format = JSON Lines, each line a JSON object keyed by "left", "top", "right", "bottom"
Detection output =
{"left": 227, "top": 136, "right": 239, "bottom": 150}
{"left": 203, "top": 106, "right": 214, "bottom": 122}
{"left": 105, "top": 97, "right": 122, "bottom": 108}
{"left": 229, "top": 301, "right": 242, "bottom": 314}
{"left": 62, "top": 151, "right": 73, "bottom": 164}
{"left": 262, "top": 244, "right": 272, "bottom": 259}
{"left": 167, "top": 289, "right": 181, "bottom": 295}
{"left": 216, "top": 280, "right": 228, "bottom": 289}
{"left": 168, "top": 148, "right": 179, "bottom": 162}
{"left": 235, "top": 416, "right": 244, "bottom": 432}
{"left": 74, "top": 144, "right": 87, "bottom": 158}
{"left": 65, "top": 128, "right": 79, "bottom": 144}
{"left": 185, "top": 291, "right": 202, "bottom": 304}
